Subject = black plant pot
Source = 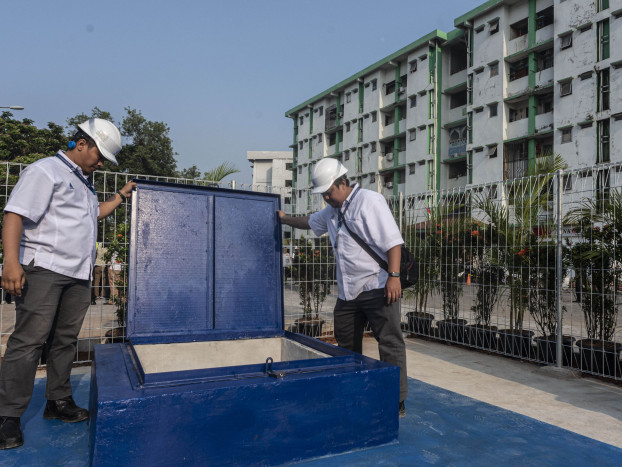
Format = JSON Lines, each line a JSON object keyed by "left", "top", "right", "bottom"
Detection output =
{"left": 436, "top": 319, "right": 467, "bottom": 343}
{"left": 293, "top": 319, "right": 325, "bottom": 338}
{"left": 406, "top": 312, "right": 435, "bottom": 336}
{"left": 534, "top": 335, "right": 576, "bottom": 367}
{"left": 576, "top": 339, "right": 622, "bottom": 378}
{"left": 497, "top": 329, "right": 535, "bottom": 359}
{"left": 464, "top": 324, "right": 498, "bottom": 349}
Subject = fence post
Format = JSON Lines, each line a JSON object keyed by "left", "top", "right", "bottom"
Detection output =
{"left": 399, "top": 191, "right": 404, "bottom": 233}
{"left": 555, "top": 170, "right": 564, "bottom": 368}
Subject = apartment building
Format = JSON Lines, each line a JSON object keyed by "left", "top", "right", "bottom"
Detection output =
{"left": 247, "top": 151, "right": 293, "bottom": 189}
{"left": 285, "top": 0, "right": 622, "bottom": 211}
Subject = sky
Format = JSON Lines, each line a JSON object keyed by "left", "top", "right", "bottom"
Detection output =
{"left": 2, "top": 0, "right": 485, "bottom": 185}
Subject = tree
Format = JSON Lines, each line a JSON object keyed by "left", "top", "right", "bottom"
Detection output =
{"left": 118, "top": 107, "right": 178, "bottom": 176}
{"left": 178, "top": 165, "right": 202, "bottom": 179}
{"left": 202, "top": 161, "right": 239, "bottom": 183}
{"left": 0, "top": 111, "right": 66, "bottom": 162}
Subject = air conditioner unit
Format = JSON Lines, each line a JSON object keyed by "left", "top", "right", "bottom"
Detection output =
{"left": 385, "top": 181, "right": 393, "bottom": 188}
{"left": 338, "top": 112, "right": 344, "bottom": 118}
{"left": 385, "top": 152, "right": 394, "bottom": 161}
{"left": 398, "top": 86, "right": 405, "bottom": 94}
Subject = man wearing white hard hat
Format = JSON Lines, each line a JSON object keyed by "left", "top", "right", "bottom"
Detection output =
{"left": 0, "top": 119, "right": 136, "bottom": 450}
{"left": 278, "top": 158, "right": 408, "bottom": 418}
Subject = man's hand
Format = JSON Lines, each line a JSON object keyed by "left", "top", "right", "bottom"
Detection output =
{"left": 1, "top": 261, "right": 25, "bottom": 296}
{"left": 385, "top": 275, "right": 401, "bottom": 304}
{"left": 119, "top": 181, "right": 137, "bottom": 197}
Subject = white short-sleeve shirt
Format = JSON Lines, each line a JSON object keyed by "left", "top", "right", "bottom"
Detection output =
{"left": 4, "top": 152, "right": 99, "bottom": 280}
{"left": 308, "top": 185, "right": 403, "bottom": 301}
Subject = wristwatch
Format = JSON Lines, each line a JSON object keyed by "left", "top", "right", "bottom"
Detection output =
{"left": 388, "top": 272, "right": 400, "bottom": 277}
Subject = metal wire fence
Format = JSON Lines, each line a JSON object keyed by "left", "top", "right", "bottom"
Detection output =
{"left": 1, "top": 160, "right": 622, "bottom": 380}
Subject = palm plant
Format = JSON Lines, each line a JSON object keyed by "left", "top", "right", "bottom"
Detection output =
{"left": 474, "top": 153, "right": 568, "bottom": 331}
{"left": 202, "top": 161, "right": 239, "bottom": 184}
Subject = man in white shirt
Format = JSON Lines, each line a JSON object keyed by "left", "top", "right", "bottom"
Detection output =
{"left": 278, "top": 158, "right": 408, "bottom": 418}
{"left": 0, "top": 119, "right": 135, "bottom": 450}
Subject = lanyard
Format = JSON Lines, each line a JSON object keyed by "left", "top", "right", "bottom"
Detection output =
{"left": 337, "top": 185, "right": 360, "bottom": 229}
{"left": 55, "top": 154, "right": 96, "bottom": 195}
{"left": 335, "top": 185, "right": 360, "bottom": 249}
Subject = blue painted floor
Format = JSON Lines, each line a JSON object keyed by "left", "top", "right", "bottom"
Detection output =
{"left": 2, "top": 374, "right": 621, "bottom": 466}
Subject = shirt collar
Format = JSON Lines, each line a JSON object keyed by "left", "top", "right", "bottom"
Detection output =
{"left": 57, "top": 150, "right": 84, "bottom": 175}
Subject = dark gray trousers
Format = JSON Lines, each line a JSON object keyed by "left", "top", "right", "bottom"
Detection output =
{"left": 0, "top": 265, "right": 90, "bottom": 417}
{"left": 334, "top": 288, "right": 408, "bottom": 402}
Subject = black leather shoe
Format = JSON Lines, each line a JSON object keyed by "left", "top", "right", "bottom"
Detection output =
{"left": 399, "top": 401, "right": 406, "bottom": 418}
{"left": 0, "top": 416, "right": 23, "bottom": 449}
{"left": 43, "top": 396, "right": 88, "bottom": 423}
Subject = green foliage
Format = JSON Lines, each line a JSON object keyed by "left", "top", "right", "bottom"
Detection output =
{"left": 565, "top": 191, "right": 622, "bottom": 341}
{"left": 1, "top": 111, "right": 66, "bottom": 161}
{"left": 178, "top": 165, "right": 202, "bottom": 179}
{"left": 202, "top": 161, "right": 239, "bottom": 183}
{"left": 288, "top": 236, "right": 335, "bottom": 319}
{"left": 103, "top": 222, "right": 130, "bottom": 326}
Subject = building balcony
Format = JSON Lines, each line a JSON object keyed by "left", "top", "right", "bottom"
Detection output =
{"left": 380, "top": 122, "right": 396, "bottom": 140}
{"left": 505, "top": 117, "right": 529, "bottom": 141}
{"left": 535, "top": 112, "right": 554, "bottom": 134}
{"left": 507, "top": 35, "right": 528, "bottom": 57}
{"left": 535, "top": 24, "right": 554, "bottom": 45}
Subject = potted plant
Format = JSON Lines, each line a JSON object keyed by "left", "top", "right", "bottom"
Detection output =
{"left": 529, "top": 241, "right": 574, "bottom": 366}
{"left": 566, "top": 197, "right": 622, "bottom": 377}
{"left": 433, "top": 209, "right": 469, "bottom": 343}
{"left": 476, "top": 154, "right": 567, "bottom": 358}
{"left": 289, "top": 236, "right": 334, "bottom": 337}
{"left": 403, "top": 224, "right": 438, "bottom": 336}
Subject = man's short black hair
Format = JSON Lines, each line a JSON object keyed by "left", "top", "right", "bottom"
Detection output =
{"left": 70, "top": 129, "right": 97, "bottom": 148}
{"left": 334, "top": 175, "right": 349, "bottom": 187}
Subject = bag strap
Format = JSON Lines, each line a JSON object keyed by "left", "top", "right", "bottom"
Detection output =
{"left": 338, "top": 213, "right": 389, "bottom": 271}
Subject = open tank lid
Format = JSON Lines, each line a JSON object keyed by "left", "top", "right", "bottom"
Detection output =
{"left": 126, "top": 180, "right": 284, "bottom": 344}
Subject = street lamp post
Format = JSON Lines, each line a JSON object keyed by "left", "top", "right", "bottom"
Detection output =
{"left": 0, "top": 106, "right": 24, "bottom": 110}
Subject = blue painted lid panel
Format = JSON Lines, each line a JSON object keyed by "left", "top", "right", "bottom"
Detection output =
{"left": 127, "top": 181, "right": 283, "bottom": 342}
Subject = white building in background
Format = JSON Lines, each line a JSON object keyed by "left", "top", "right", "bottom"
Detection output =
{"left": 285, "top": 0, "right": 622, "bottom": 213}
{"left": 247, "top": 151, "right": 293, "bottom": 189}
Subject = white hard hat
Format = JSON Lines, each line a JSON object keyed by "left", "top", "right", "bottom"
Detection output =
{"left": 311, "top": 158, "right": 348, "bottom": 194}
{"left": 78, "top": 118, "right": 122, "bottom": 165}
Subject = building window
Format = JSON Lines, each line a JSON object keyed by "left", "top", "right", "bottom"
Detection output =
{"left": 346, "top": 92, "right": 352, "bottom": 103}
{"left": 299, "top": 116, "right": 304, "bottom": 125}
{"left": 371, "top": 142, "right": 377, "bottom": 153}
{"left": 598, "top": 19, "right": 610, "bottom": 61}
{"left": 317, "top": 133, "right": 323, "bottom": 143}
{"left": 345, "top": 122, "right": 351, "bottom": 132}
{"left": 450, "top": 91, "right": 468, "bottom": 109}
{"left": 537, "top": 49, "right": 553, "bottom": 71}
{"left": 560, "top": 33, "right": 572, "bottom": 50}
{"left": 385, "top": 80, "right": 396, "bottom": 95}
{"left": 488, "top": 103, "right": 498, "bottom": 117}
{"left": 490, "top": 62, "right": 499, "bottom": 77}
{"left": 488, "top": 145, "right": 498, "bottom": 158}
{"left": 598, "top": 68, "right": 610, "bottom": 112}
{"left": 560, "top": 80, "right": 572, "bottom": 97}
{"left": 561, "top": 128, "right": 572, "bottom": 143}
{"left": 409, "top": 129, "right": 416, "bottom": 141}
{"left": 509, "top": 58, "right": 529, "bottom": 81}
{"left": 409, "top": 96, "right": 417, "bottom": 108}
{"left": 509, "top": 106, "right": 528, "bottom": 122}
{"left": 372, "top": 79, "right": 377, "bottom": 91}
{"left": 298, "top": 166, "right": 302, "bottom": 174}
{"left": 510, "top": 18, "right": 528, "bottom": 40}
{"left": 450, "top": 47, "right": 467, "bottom": 74}
{"left": 536, "top": 7, "right": 554, "bottom": 30}
{"left": 409, "top": 60, "right": 417, "bottom": 73}
{"left": 385, "top": 114, "right": 394, "bottom": 126}
{"left": 489, "top": 19, "right": 499, "bottom": 35}
{"left": 344, "top": 150, "right": 350, "bottom": 161}
{"left": 598, "top": 119, "right": 610, "bottom": 163}
{"left": 318, "top": 106, "right": 323, "bottom": 116}
{"left": 329, "top": 133, "right": 336, "bottom": 146}
{"left": 370, "top": 174, "right": 376, "bottom": 183}
{"left": 371, "top": 111, "right": 377, "bottom": 122}
{"left": 286, "top": 163, "right": 293, "bottom": 171}
{"left": 598, "top": 0, "right": 609, "bottom": 12}
{"left": 537, "top": 95, "right": 554, "bottom": 114}
{"left": 449, "top": 160, "right": 467, "bottom": 179}
{"left": 299, "top": 141, "right": 303, "bottom": 150}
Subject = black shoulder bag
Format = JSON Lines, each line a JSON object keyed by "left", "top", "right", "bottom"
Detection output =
{"left": 338, "top": 212, "right": 418, "bottom": 289}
